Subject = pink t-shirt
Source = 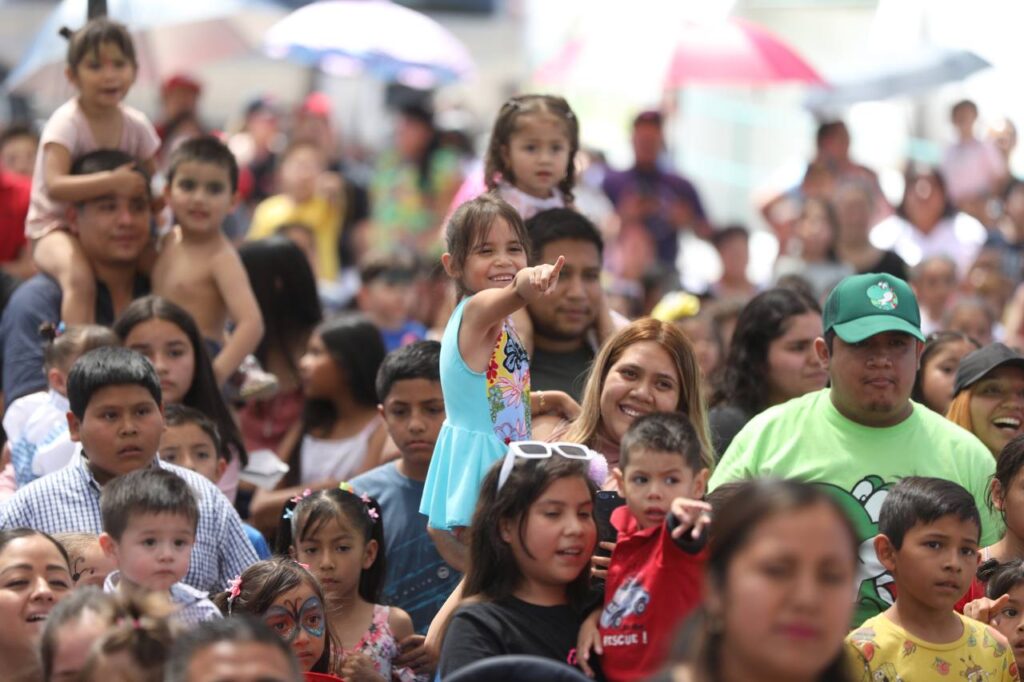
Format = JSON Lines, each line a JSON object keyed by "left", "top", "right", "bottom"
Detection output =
{"left": 26, "top": 98, "right": 160, "bottom": 238}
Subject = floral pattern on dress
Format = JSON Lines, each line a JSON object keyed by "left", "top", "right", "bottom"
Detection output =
{"left": 331, "top": 605, "right": 424, "bottom": 682}
{"left": 485, "top": 317, "right": 531, "bottom": 444}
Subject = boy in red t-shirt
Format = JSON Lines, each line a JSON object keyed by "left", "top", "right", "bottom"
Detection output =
{"left": 577, "top": 412, "right": 712, "bottom": 681}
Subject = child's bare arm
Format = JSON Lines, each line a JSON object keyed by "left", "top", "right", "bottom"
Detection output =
{"left": 210, "top": 246, "right": 265, "bottom": 386}
{"left": 427, "top": 525, "right": 469, "bottom": 573}
{"left": 43, "top": 143, "right": 144, "bottom": 203}
{"left": 577, "top": 608, "right": 603, "bottom": 678}
{"left": 32, "top": 230, "right": 96, "bottom": 325}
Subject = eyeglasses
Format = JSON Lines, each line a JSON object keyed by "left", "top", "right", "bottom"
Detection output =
{"left": 497, "top": 441, "right": 597, "bottom": 491}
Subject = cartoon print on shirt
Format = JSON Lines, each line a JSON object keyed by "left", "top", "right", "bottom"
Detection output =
{"left": 600, "top": 576, "right": 650, "bottom": 629}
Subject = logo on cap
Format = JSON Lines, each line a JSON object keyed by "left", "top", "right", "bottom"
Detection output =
{"left": 866, "top": 281, "right": 898, "bottom": 311}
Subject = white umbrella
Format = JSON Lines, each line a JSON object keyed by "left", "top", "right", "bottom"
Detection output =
{"left": 4, "top": 0, "right": 286, "bottom": 98}
{"left": 264, "top": 0, "right": 475, "bottom": 88}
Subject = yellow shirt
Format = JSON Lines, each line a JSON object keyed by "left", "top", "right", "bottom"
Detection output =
{"left": 846, "top": 612, "right": 1019, "bottom": 681}
{"left": 248, "top": 194, "right": 341, "bottom": 280}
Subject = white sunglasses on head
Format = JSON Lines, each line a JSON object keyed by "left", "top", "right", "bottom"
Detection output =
{"left": 497, "top": 440, "right": 598, "bottom": 491}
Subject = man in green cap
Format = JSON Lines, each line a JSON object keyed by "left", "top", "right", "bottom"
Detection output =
{"left": 709, "top": 272, "right": 997, "bottom": 627}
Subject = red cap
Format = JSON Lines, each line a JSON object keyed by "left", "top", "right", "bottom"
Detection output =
{"left": 162, "top": 74, "right": 202, "bottom": 95}
{"left": 300, "top": 92, "right": 331, "bottom": 118}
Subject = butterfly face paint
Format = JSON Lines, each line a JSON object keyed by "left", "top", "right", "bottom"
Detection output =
{"left": 263, "top": 595, "right": 326, "bottom": 643}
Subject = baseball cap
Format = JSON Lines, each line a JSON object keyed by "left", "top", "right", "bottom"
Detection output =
{"left": 953, "top": 343, "right": 1024, "bottom": 396}
{"left": 822, "top": 273, "right": 924, "bottom": 343}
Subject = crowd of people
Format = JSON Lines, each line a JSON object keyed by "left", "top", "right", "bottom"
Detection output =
{"left": 5, "top": 15, "right": 1024, "bottom": 682}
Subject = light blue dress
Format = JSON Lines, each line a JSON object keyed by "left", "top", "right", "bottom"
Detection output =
{"left": 420, "top": 296, "right": 531, "bottom": 530}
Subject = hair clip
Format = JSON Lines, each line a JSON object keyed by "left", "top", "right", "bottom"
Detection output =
{"left": 116, "top": 617, "right": 142, "bottom": 630}
{"left": 55, "top": 322, "right": 66, "bottom": 337}
{"left": 296, "top": 561, "right": 311, "bottom": 571}
{"left": 359, "top": 492, "right": 380, "bottom": 523}
{"left": 226, "top": 575, "right": 243, "bottom": 615}
{"left": 290, "top": 488, "right": 312, "bottom": 504}
{"left": 338, "top": 481, "right": 354, "bottom": 493}
{"left": 282, "top": 507, "right": 295, "bottom": 521}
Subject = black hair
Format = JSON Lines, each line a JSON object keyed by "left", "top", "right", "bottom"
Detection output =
{"left": 979, "top": 558, "right": 1024, "bottom": 601}
{"left": 815, "top": 120, "right": 847, "bottom": 148}
{"left": 0, "top": 528, "right": 71, "bottom": 569}
{"left": 282, "top": 314, "right": 385, "bottom": 488}
{"left": 359, "top": 248, "right": 419, "bottom": 285}
{"left": 897, "top": 165, "right": 957, "bottom": 222}
{"left": 991, "top": 435, "right": 1024, "bottom": 519}
{"left": 952, "top": 99, "right": 978, "bottom": 120}
{"left": 163, "top": 403, "right": 224, "bottom": 462}
{"left": 398, "top": 103, "right": 444, "bottom": 194}
{"left": 277, "top": 487, "right": 386, "bottom": 604}
{"left": 879, "top": 476, "right": 981, "bottom": 550}
{"left": 619, "top": 412, "right": 708, "bottom": 473}
{"left": 911, "top": 331, "right": 981, "bottom": 408}
{"left": 238, "top": 237, "right": 322, "bottom": 384}
{"left": 375, "top": 340, "right": 441, "bottom": 402}
{"left": 0, "top": 123, "right": 37, "bottom": 149}
{"left": 113, "top": 296, "right": 247, "bottom": 467}
{"left": 710, "top": 224, "right": 749, "bottom": 250}
{"left": 712, "top": 287, "right": 822, "bottom": 414}
{"left": 464, "top": 455, "right": 597, "bottom": 613}
{"left": 166, "top": 135, "right": 240, "bottom": 193}
{"left": 210, "top": 558, "right": 332, "bottom": 673}
{"left": 445, "top": 194, "right": 530, "bottom": 300}
{"left": 61, "top": 18, "right": 136, "bottom": 71}
{"left": 525, "top": 208, "right": 604, "bottom": 264}
{"left": 100, "top": 468, "right": 199, "bottom": 541}
{"left": 39, "top": 323, "right": 119, "bottom": 373}
{"left": 66, "top": 347, "right": 161, "bottom": 420}
{"left": 165, "top": 615, "right": 301, "bottom": 682}
{"left": 70, "top": 149, "right": 150, "bottom": 199}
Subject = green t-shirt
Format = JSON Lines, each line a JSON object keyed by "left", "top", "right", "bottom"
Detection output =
{"left": 709, "top": 389, "right": 1000, "bottom": 628}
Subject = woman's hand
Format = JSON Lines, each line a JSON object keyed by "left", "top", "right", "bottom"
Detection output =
{"left": 532, "top": 390, "right": 580, "bottom": 421}
{"left": 395, "top": 634, "right": 437, "bottom": 676}
{"left": 590, "top": 541, "right": 616, "bottom": 580}
{"left": 576, "top": 609, "right": 603, "bottom": 678}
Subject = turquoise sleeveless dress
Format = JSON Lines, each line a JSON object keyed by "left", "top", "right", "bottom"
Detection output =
{"left": 420, "top": 296, "right": 531, "bottom": 530}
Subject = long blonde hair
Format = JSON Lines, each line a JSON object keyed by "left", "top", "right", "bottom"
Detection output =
{"left": 565, "top": 318, "right": 714, "bottom": 468}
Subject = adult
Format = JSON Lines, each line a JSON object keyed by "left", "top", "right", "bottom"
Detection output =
{"left": 833, "top": 180, "right": 908, "bottom": 280}
{"left": 663, "top": 480, "right": 858, "bottom": 682}
{"left": 709, "top": 288, "right": 828, "bottom": 454}
{"left": 946, "top": 343, "right": 1024, "bottom": 457}
{"left": 602, "top": 110, "right": 708, "bottom": 275}
{"left": 525, "top": 208, "right": 606, "bottom": 401}
{"left": 710, "top": 272, "right": 1000, "bottom": 628}
{"left": 772, "top": 199, "right": 851, "bottom": 300}
{"left": 164, "top": 615, "right": 303, "bottom": 682}
{"left": 533, "top": 317, "right": 712, "bottom": 469}
{"left": 869, "top": 165, "right": 988, "bottom": 279}
{"left": 0, "top": 528, "right": 73, "bottom": 682}
{"left": 0, "top": 149, "right": 150, "bottom": 405}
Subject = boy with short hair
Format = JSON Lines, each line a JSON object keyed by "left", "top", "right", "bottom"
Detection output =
{"left": 846, "top": 476, "right": 1019, "bottom": 681}
{"left": 99, "top": 467, "right": 221, "bottom": 624}
{"left": 0, "top": 347, "right": 259, "bottom": 593}
{"left": 350, "top": 341, "right": 461, "bottom": 634}
{"left": 356, "top": 249, "right": 426, "bottom": 353}
{"left": 160, "top": 404, "right": 271, "bottom": 559}
{"left": 153, "top": 135, "right": 265, "bottom": 387}
{"left": 54, "top": 532, "right": 116, "bottom": 588}
{"left": 577, "top": 412, "right": 713, "bottom": 681}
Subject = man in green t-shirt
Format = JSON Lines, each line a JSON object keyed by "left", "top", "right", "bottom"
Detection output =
{"left": 709, "top": 272, "right": 998, "bottom": 627}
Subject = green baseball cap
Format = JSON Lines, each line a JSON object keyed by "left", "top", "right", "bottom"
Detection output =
{"left": 823, "top": 273, "right": 924, "bottom": 343}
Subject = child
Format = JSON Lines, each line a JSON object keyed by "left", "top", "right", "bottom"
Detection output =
{"left": 26, "top": 18, "right": 160, "bottom": 326}
{"left": 421, "top": 193, "right": 569, "bottom": 545}
{"left": 41, "top": 588, "right": 120, "bottom": 682}
{"left": 249, "top": 314, "right": 389, "bottom": 531}
{"left": 909, "top": 255, "right": 958, "bottom": 336}
{"left": 356, "top": 249, "right": 426, "bottom": 353}
{"left": 0, "top": 124, "right": 38, "bottom": 178}
{"left": 437, "top": 445, "right": 598, "bottom": 677}
{"left": 7, "top": 322, "right": 118, "bottom": 487}
{"left": 55, "top": 532, "right": 117, "bottom": 588}
{"left": 211, "top": 558, "right": 336, "bottom": 676}
{"left": 577, "top": 412, "right": 712, "bottom": 681}
{"left": 0, "top": 346, "right": 259, "bottom": 594}
{"left": 845, "top": 476, "right": 1019, "bottom": 680}
{"left": 964, "top": 560, "right": 1024, "bottom": 672}
{"left": 945, "top": 295, "right": 998, "bottom": 347}
{"left": 351, "top": 341, "right": 462, "bottom": 633}
{"left": 911, "top": 330, "right": 980, "bottom": 414}
{"left": 160, "top": 404, "right": 271, "bottom": 559}
{"left": 283, "top": 486, "right": 423, "bottom": 681}
{"left": 76, "top": 590, "right": 176, "bottom": 682}
{"left": 483, "top": 94, "right": 578, "bottom": 220}
{"left": 99, "top": 467, "right": 222, "bottom": 625}
{"left": 153, "top": 135, "right": 265, "bottom": 386}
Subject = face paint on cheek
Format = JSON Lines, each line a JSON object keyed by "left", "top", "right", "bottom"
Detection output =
{"left": 263, "top": 596, "right": 326, "bottom": 643}
{"left": 298, "top": 596, "right": 325, "bottom": 639}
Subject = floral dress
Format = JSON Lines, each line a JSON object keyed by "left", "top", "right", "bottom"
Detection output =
{"left": 331, "top": 605, "right": 423, "bottom": 682}
{"left": 420, "top": 296, "right": 531, "bottom": 530}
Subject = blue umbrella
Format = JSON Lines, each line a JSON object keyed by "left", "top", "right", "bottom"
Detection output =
{"left": 4, "top": 0, "right": 286, "bottom": 95}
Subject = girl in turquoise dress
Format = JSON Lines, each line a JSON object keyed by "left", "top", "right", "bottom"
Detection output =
{"left": 420, "top": 194, "right": 566, "bottom": 539}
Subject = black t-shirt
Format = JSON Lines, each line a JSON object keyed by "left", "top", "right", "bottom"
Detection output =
{"left": 708, "top": 404, "right": 752, "bottom": 457}
{"left": 530, "top": 345, "right": 595, "bottom": 403}
{"left": 861, "top": 250, "right": 908, "bottom": 281}
{"left": 439, "top": 596, "right": 585, "bottom": 677}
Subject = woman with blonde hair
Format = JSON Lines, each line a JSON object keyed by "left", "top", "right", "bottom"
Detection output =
{"left": 534, "top": 317, "right": 714, "bottom": 470}
{"left": 946, "top": 343, "right": 1024, "bottom": 456}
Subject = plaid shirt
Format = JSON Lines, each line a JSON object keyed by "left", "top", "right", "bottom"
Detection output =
{"left": 104, "top": 571, "right": 222, "bottom": 627}
{"left": 0, "top": 454, "right": 258, "bottom": 593}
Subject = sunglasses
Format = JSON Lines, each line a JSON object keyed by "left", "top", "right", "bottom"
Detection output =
{"left": 497, "top": 440, "right": 597, "bottom": 491}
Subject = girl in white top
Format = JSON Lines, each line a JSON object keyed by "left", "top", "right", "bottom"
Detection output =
{"left": 27, "top": 19, "right": 160, "bottom": 327}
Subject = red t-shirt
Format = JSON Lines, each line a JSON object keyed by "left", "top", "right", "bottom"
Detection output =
{"left": 0, "top": 170, "right": 30, "bottom": 263}
{"left": 598, "top": 506, "right": 706, "bottom": 682}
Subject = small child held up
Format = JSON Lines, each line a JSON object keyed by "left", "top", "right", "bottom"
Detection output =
{"left": 6, "top": 322, "right": 118, "bottom": 487}
{"left": 55, "top": 532, "right": 116, "bottom": 588}
{"left": 26, "top": 18, "right": 160, "bottom": 325}
{"left": 159, "top": 404, "right": 271, "bottom": 559}
{"left": 98, "top": 467, "right": 222, "bottom": 625}
{"left": 578, "top": 412, "right": 713, "bottom": 682}
{"left": 282, "top": 486, "right": 424, "bottom": 682}
{"left": 154, "top": 135, "right": 265, "bottom": 386}
{"left": 845, "top": 477, "right": 1019, "bottom": 681}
